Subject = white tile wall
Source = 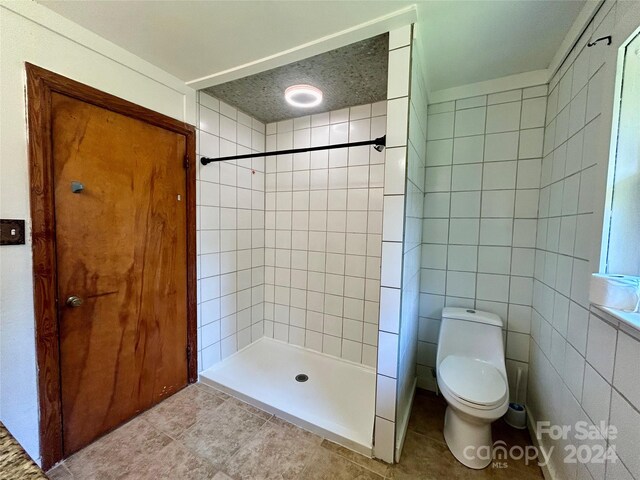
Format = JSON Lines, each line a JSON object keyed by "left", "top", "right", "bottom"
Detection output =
{"left": 263, "top": 101, "right": 386, "bottom": 367}
{"left": 419, "top": 85, "right": 547, "bottom": 396}
{"left": 528, "top": 3, "right": 640, "bottom": 480}
{"left": 196, "top": 92, "right": 266, "bottom": 371}
{"left": 394, "top": 27, "right": 428, "bottom": 460}
{"left": 374, "top": 24, "right": 415, "bottom": 464}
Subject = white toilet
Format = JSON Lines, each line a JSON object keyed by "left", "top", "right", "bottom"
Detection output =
{"left": 436, "top": 307, "right": 509, "bottom": 469}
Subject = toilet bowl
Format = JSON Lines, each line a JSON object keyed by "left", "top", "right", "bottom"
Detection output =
{"left": 436, "top": 307, "right": 509, "bottom": 469}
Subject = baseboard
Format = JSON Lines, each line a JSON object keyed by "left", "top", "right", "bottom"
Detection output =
{"left": 394, "top": 376, "right": 417, "bottom": 463}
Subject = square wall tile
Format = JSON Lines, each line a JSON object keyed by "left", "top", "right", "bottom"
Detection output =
{"left": 387, "top": 97, "right": 409, "bottom": 147}
{"left": 379, "top": 287, "right": 401, "bottom": 333}
{"left": 376, "top": 374, "right": 397, "bottom": 420}
{"left": 454, "top": 107, "right": 486, "bottom": 137}
{"left": 609, "top": 390, "right": 640, "bottom": 478}
{"left": 374, "top": 416, "right": 395, "bottom": 463}
{"left": 381, "top": 242, "right": 403, "bottom": 287}
{"left": 484, "top": 132, "right": 519, "bottom": 162}
{"left": 486, "top": 101, "right": 522, "bottom": 133}
{"left": 582, "top": 364, "right": 611, "bottom": 425}
{"left": 453, "top": 135, "right": 484, "bottom": 164}
{"left": 446, "top": 271, "right": 476, "bottom": 298}
{"left": 389, "top": 24, "right": 412, "bottom": 49}
{"left": 613, "top": 332, "right": 640, "bottom": 410}
{"left": 378, "top": 331, "right": 399, "bottom": 378}
{"left": 520, "top": 97, "right": 547, "bottom": 129}
{"left": 427, "top": 139, "right": 453, "bottom": 166}
{"left": 451, "top": 164, "right": 482, "bottom": 191}
{"left": 428, "top": 112, "right": 454, "bottom": 140}
{"left": 384, "top": 147, "right": 407, "bottom": 194}
{"left": 482, "top": 161, "right": 517, "bottom": 190}
{"left": 506, "top": 331, "right": 530, "bottom": 362}
{"left": 387, "top": 46, "right": 411, "bottom": 99}
{"left": 586, "top": 314, "right": 617, "bottom": 382}
{"left": 383, "top": 195, "right": 405, "bottom": 242}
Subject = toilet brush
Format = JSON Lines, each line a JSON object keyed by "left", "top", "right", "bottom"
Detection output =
{"left": 504, "top": 367, "right": 527, "bottom": 429}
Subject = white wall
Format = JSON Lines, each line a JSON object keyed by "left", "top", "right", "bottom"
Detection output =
{"left": 528, "top": 2, "right": 640, "bottom": 480}
{"left": 0, "top": 2, "right": 195, "bottom": 462}
{"left": 196, "top": 93, "right": 266, "bottom": 371}
{"left": 419, "top": 84, "right": 547, "bottom": 401}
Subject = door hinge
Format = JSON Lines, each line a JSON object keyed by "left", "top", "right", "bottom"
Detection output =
{"left": 186, "top": 344, "right": 192, "bottom": 361}
{"left": 183, "top": 156, "right": 190, "bottom": 169}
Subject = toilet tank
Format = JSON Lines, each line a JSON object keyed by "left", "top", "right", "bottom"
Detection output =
{"left": 436, "top": 307, "right": 506, "bottom": 371}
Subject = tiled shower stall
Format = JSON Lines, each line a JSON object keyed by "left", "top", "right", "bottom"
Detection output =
{"left": 194, "top": 25, "right": 422, "bottom": 462}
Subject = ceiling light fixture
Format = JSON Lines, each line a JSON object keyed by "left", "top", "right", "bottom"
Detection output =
{"left": 284, "top": 84, "right": 323, "bottom": 108}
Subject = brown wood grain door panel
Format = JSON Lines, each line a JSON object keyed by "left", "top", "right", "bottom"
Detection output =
{"left": 28, "top": 64, "right": 196, "bottom": 469}
{"left": 51, "top": 92, "right": 188, "bottom": 455}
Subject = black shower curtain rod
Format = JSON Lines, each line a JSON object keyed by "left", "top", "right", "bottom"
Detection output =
{"left": 200, "top": 135, "right": 386, "bottom": 165}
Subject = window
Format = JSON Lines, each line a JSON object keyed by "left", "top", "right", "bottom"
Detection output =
{"left": 604, "top": 30, "right": 640, "bottom": 276}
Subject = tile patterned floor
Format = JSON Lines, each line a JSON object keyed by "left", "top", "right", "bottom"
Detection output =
{"left": 47, "top": 384, "right": 543, "bottom": 479}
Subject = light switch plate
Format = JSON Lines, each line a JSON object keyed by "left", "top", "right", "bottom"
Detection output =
{"left": 0, "top": 219, "right": 25, "bottom": 245}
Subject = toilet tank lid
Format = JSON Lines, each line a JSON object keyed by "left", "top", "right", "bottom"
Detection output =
{"left": 442, "top": 307, "right": 503, "bottom": 327}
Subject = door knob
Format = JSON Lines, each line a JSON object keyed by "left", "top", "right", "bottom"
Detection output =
{"left": 66, "top": 295, "right": 83, "bottom": 308}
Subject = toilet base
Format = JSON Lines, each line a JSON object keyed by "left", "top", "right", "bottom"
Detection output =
{"left": 443, "top": 405, "right": 494, "bottom": 469}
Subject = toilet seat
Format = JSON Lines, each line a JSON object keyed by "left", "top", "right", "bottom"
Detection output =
{"left": 438, "top": 355, "right": 507, "bottom": 409}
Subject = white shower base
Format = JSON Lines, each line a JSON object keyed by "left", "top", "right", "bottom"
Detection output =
{"left": 199, "top": 337, "right": 376, "bottom": 455}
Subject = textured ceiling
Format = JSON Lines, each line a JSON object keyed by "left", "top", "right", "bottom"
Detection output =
{"left": 203, "top": 34, "right": 388, "bottom": 123}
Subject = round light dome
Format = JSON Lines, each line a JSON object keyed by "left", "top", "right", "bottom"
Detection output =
{"left": 284, "top": 84, "right": 323, "bottom": 108}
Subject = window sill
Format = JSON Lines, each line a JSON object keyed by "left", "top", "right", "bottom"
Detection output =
{"left": 591, "top": 304, "right": 640, "bottom": 334}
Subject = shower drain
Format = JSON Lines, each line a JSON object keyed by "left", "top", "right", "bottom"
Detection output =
{"left": 295, "top": 374, "right": 309, "bottom": 382}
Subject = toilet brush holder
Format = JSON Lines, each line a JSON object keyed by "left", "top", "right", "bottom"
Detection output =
{"left": 504, "top": 402, "right": 527, "bottom": 429}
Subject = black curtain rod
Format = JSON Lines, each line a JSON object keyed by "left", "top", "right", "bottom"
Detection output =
{"left": 200, "top": 135, "right": 386, "bottom": 165}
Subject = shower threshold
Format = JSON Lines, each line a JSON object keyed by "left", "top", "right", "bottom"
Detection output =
{"left": 199, "top": 337, "right": 376, "bottom": 456}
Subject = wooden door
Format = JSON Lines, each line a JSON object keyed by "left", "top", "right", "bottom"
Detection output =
{"left": 51, "top": 92, "right": 188, "bottom": 455}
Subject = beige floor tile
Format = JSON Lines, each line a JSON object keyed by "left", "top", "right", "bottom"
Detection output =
{"left": 300, "top": 448, "right": 385, "bottom": 480}
{"left": 64, "top": 416, "right": 172, "bottom": 479}
{"left": 178, "top": 399, "right": 268, "bottom": 468}
{"left": 121, "top": 440, "right": 218, "bottom": 480}
{"left": 212, "top": 472, "right": 234, "bottom": 480}
{"left": 141, "top": 384, "right": 226, "bottom": 438}
{"left": 404, "top": 390, "right": 543, "bottom": 479}
{"left": 320, "top": 440, "right": 390, "bottom": 477}
{"left": 195, "top": 382, "right": 230, "bottom": 400}
{"left": 406, "top": 389, "right": 447, "bottom": 443}
{"left": 222, "top": 419, "right": 321, "bottom": 479}
{"left": 223, "top": 396, "right": 274, "bottom": 421}
{"left": 46, "top": 463, "right": 73, "bottom": 480}
{"left": 392, "top": 430, "right": 543, "bottom": 480}
{"left": 54, "top": 385, "right": 543, "bottom": 480}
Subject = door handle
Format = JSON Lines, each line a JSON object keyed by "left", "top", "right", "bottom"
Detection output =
{"left": 66, "top": 295, "right": 83, "bottom": 308}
